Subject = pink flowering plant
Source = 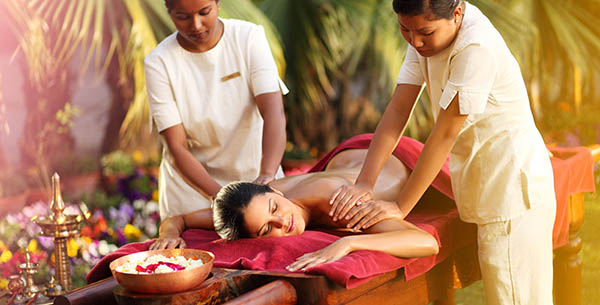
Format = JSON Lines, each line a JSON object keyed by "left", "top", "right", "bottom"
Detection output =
{"left": 0, "top": 150, "right": 161, "bottom": 289}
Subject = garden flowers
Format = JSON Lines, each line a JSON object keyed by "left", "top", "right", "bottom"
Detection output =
{"left": 0, "top": 150, "right": 161, "bottom": 289}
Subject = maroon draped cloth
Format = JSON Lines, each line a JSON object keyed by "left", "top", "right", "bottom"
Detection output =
{"left": 87, "top": 134, "right": 594, "bottom": 288}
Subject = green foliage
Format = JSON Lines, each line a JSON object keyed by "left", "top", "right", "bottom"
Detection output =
{"left": 80, "top": 190, "right": 124, "bottom": 211}
{"left": 101, "top": 150, "right": 135, "bottom": 177}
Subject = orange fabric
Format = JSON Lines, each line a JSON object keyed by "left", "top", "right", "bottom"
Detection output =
{"left": 548, "top": 146, "right": 596, "bottom": 248}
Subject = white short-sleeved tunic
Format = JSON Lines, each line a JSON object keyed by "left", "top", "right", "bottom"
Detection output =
{"left": 145, "top": 18, "right": 288, "bottom": 219}
{"left": 396, "top": 3, "right": 555, "bottom": 224}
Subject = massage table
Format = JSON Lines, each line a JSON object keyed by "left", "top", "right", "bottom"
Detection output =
{"left": 61, "top": 137, "right": 598, "bottom": 305}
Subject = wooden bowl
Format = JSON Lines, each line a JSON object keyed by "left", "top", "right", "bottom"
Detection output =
{"left": 109, "top": 249, "right": 214, "bottom": 294}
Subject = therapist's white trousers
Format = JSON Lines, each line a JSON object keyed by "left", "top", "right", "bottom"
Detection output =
{"left": 477, "top": 203, "right": 556, "bottom": 305}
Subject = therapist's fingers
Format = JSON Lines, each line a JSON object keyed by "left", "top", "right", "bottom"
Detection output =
{"left": 332, "top": 188, "right": 361, "bottom": 220}
{"left": 253, "top": 174, "right": 275, "bottom": 185}
{"left": 353, "top": 201, "right": 404, "bottom": 230}
{"left": 336, "top": 196, "right": 361, "bottom": 221}
{"left": 345, "top": 202, "right": 374, "bottom": 228}
{"left": 329, "top": 186, "right": 349, "bottom": 219}
{"left": 352, "top": 210, "right": 384, "bottom": 231}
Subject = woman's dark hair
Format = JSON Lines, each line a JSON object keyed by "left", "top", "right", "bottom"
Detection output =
{"left": 212, "top": 182, "right": 274, "bottom": 240}
{"left": 392, "top": 0, "right": 461, "bottom": 19}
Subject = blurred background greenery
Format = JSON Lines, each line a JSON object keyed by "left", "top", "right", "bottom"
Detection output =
{"left": 1, "top": 0, "right": 599, "bottom": 184}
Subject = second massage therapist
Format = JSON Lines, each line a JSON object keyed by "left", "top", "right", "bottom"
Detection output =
{"left": 145, "top": 0, "right": 287, "bottom": 219}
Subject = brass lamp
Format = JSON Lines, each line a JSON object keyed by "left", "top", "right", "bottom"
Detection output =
{"left": 31, "top": 173, "right": 90, "bottom": 293}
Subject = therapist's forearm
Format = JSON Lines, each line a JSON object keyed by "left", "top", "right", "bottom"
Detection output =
{"left": 261, "top": 115, "right": 286, "bottom": 176}
{"left": 355, "top": 85, "right": 420, "bottom": 187}
{"left": 256, "top": 92, "right": 286, "bottom": 177}
{"left": 394, "top": 97, "right": 465, "bottom": 216}
{"left": 169, "top": 142, "right": 222, "bottom": 198}
{"left": 395, "top": 131, "right": 456, "bottom": 215}
{"left": 357, "top": 103, "right": 410, "bottom": 187}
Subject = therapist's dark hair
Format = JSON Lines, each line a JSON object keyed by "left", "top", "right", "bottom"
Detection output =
{"left": 392, "top": 0, "right": 461, "bottom": 20}
{"left": 165, "top": 0, "right": 220, "bottom": 13}
{"left": 213, "top": 182, "right": 274, "bottom": 240}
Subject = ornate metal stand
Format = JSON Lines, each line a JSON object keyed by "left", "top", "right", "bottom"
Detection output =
{"left": 31, "top": 173, "right": 90, "bottom": 294}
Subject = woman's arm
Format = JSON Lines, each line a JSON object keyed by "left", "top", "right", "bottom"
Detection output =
{"left": 329, "top": 84, "right": 422, "bottom": 220}
{"left": 149, "top": 208, "right": 214, "bottom": 250}
{"left": 254, "top": 91, "right": 286, "bottom": 184}
{"left": 161, "top": 124, "right": 222, "bottom": 199}
{"left": 286, "top": 218, "right": 438, "bottom": 271}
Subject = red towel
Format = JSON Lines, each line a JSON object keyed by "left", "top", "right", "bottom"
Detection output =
{"left": 548, "top": 146, "right": 596, "bottom": 248}
{"left": 86, "top": 135, "right": 595, "bottom": 289}
{"left": 88, "top": 135, "right": 470, "bottom": 288}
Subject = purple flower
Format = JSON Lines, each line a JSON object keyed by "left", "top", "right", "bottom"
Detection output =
{"left": 115, "top": 229, "right": 127, "bottom": 246}
{"left": 38, "top": 236, "right": 54, "bottom": 250}
{"left": 119, "top": 203, "right": 134, "bottom": 219}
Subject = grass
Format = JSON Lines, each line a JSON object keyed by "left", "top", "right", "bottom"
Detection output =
{"left": 454, "top": 193, "right": 600, "bottom": 305}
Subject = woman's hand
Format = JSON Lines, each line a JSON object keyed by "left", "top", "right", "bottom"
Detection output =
{"left": 329, "top": 184, "right": 374, "bottom": 222}
{"left": 148, "top": 236, "right": 187, "bottom": 250}
{"left": 286, "top": 238, "right": 352, "bottom": 272}
{"left": 344, "top": 200, "right": 404, "bottom": 231}
{"left": 253, "top": 174, "right": 276, "bottom": 185}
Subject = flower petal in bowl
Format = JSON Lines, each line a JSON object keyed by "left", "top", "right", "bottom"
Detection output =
{"left": 109, "top": 248, "right": 214, "bottom": 294}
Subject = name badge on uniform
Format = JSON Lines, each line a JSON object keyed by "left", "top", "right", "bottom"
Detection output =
{"left": 221, "top": 72, "right": 241, "bottom": 82}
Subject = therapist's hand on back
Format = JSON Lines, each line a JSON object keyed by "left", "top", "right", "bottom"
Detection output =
{"left": 253, "top": 174, "right": 276, "bottom": 185}
{"left": 329, "top": 184, "right": 374, "bottom": 222}
{"left": 343, "top": 200, "right": 405, "bottom": 231}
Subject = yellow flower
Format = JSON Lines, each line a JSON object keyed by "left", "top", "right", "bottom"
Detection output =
{"left": 0, "top": 250, "right": 12, "bottom": 263}
{"left": 0, "top": 278, "right": 8, "bottom": 290}
{"left": 123, "top": 224, "right": 142, "bottom": 240}
{"left": 0, "top": 241, "right": 6, "bottom": 251}
{"left": 27, "top": 239, "right": 38, "bottom": 253}
{"left": 67, "top": 238, "right": 79, "bottom": 257}
{"left": 132, "top": 150, "right": 144, "bottom": 164}
{"left": 285, "top": 142, "right": 294, "bottom": 152}
{"left": 152, "top": 190, "right": 159, "bottom": 202}
{"left": 80, "top": 236, "right": 92, "bottom": 248}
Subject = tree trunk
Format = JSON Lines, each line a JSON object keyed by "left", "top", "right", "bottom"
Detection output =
{"left": 19, "top": 60, "right": 74, "bottom": 190}
{"left": 101, "top": 55, "right": 134, "bottom": 155}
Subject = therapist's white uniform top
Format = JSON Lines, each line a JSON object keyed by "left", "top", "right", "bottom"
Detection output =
{"left": 145, "top": 18, "right": 287, "bottom": 219}
{"left": 396, "top": 3, "right": 555, "bottom": 224}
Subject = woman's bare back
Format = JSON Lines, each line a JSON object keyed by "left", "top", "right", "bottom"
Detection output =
{"left": 270, "top": 149, "right": 411, "bottom": 228}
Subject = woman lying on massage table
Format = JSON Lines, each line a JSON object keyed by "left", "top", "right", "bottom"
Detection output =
{"left": 150, "top": 148, "right": 439, "bottom": 271}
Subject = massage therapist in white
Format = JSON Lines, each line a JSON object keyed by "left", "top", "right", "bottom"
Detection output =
{"left": 329, "top": 1, "right": 556, "bottom": 304}
{"left": 145, "top": 0, "right": 288, "bottom": 219}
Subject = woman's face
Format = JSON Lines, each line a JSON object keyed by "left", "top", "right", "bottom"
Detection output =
{"left": 397, "top": 8, "right": 462, "bottom": 57}
{"left": 243, "top": 192, "right": 307, "bottom": 238}
{"left": 169, "top": 0, "right": 221, "bottom": 51}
